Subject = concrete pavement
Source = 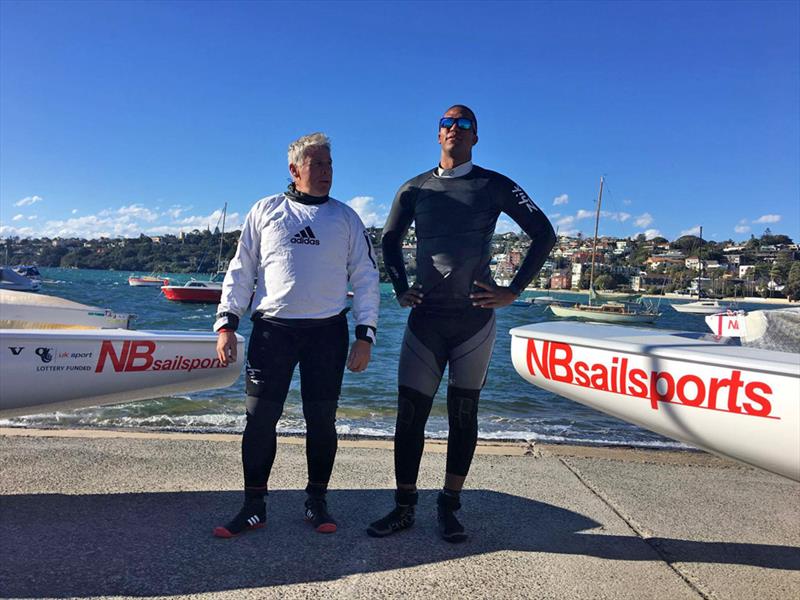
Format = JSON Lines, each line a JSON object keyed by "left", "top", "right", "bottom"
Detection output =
{"left": 0, "top": 428, "right": 798, "bottom": 599}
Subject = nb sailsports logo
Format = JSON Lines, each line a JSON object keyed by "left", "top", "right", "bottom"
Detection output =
{"left": 290, "top": 226, "right": 320, "bottom": 245}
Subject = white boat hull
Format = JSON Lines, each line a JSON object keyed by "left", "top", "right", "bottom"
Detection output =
{"left": 510, "top": 322, "right": 800, "bottom": 481}
{"left": 0, "top": 329, "right": 243, "bottom": 418}
{"left": 0, "top": 290, "right": 133, "bottom": 329}
{"left": 672, "top": 301, "right": 727, "bottom": 314}
{"left": 549, "top": 304, "right": 659, "bottom": 323}
{"left": 706, "top": 312, "right": 747, "bottom": 336}
{"left": 128, "top": 278, "right": 167, "bottom": 287}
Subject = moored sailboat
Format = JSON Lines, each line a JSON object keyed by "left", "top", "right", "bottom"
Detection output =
{"left": 548, "top": 177, "right": 660, "bottom": 324}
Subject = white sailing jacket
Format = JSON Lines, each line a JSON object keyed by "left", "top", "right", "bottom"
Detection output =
{"left": 217, "top": 192, "right": 380, "bottom": 337}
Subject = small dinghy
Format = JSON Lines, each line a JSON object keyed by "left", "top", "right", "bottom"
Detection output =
{"left": 510, "top": 320, "right": 799, "bottom": 481}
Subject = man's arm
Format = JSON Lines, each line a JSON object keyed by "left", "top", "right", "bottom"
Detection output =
{"left": 346, "top": 211, "right": 380, "bottom": 372}
{"left": 471, "top": 175, "right": 556, "bottom": 309}
{"left": 496, "top": 175, "right": 556, "bottom": 294}
{"left": 214, "top": 204, "right": 261, "bottom": 364}
{"left": 381, "top": 182, "right": 417, "bottom": 299}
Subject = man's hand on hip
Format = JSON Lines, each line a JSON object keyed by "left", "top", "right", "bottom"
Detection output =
{"left": 216, "top": 331, "right": 238, "bottom": 366}
{"left": 398, "top": 283, "right": 424, "bottom": 308}
{"left": 470, "top": 280, "right": 518, "bottom": 309}
{"left": 346, "top": 339, "right": 372, "bottom": 372}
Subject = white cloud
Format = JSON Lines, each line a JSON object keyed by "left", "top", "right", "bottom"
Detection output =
{"left": 495, "top": 217, "right": 520, "bottom": 234}
{"left": 634, "top": 229, "right": 662, "bottom": 240}
{"left": 734, "top": 225, "right": 751, "bottom": 234}
{"left": 549, "top": 213, "right": 561, "bottom": 219}
{"left": 754, "top": 214, "right": 781, "bottom": 224}
{"left": 617, "top": 212, "right": 631, "bottom": 222}
{"left": 576, "top": 209, "right": 594, "bottom": 220}
{"left": 346, "top": 196, "right": 386, "bottom": 228}
{"left": 1, "top": 202, "right": 249, "bottom": 239}
{"left": 634, "top": 213, "right": 654, "bottom": 228}
{"left": 165, "top": 205, "right": 189, "bottom": 219}
{"left": 177, "top": 208, "right": 238, "bottom": 230}
{"left": 0, "top": 224, "right": 35, "bottom": 237}
{"left": 118, "top": 204, "right": 159, "bottom": 222}
{"left": 556, "top": 215, "right": 575, "bottom": 227}
{"left": 558, "top": 228, "right": 580, "bottom": 237}
{"left": 14, "top": 195, "right": 43, "bottom": 207}
{"left": 680, "top": 225, "right": 702, "bottom": 237}
{"left": 623, "top": 199, "right": 632, "bottom": 206}
{"left": 553, "top": 194, "right": 569, "bottom": 206}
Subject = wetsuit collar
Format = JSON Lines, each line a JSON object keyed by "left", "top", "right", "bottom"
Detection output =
{"left": 435, "top": 160, "right": 473, "bottom": 178}
{"left": 285, "top": 183, "right": 329, "bottom": 205}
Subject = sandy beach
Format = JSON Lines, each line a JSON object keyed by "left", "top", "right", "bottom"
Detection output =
{"left": 1, "top": 427, "right": 798, "bottom": 599}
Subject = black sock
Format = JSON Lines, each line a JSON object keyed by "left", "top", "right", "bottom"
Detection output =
{"left": 245, "top": 487, "right": 267, "bottom": 503}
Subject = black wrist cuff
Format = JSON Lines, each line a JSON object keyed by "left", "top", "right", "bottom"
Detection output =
{"left": 355, "top": 325, "right": 377, "bottom": 344}
{"left": 214, "top": 312, "right": 240, "bottom": 333}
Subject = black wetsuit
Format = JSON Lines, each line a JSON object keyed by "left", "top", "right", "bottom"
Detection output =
{"left": 382, "top": 165, "right": 556, "bottom": 484}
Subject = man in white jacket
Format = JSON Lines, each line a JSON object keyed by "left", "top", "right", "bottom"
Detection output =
{"left": 212, "top": 132, "right": 380, "bottom": 538}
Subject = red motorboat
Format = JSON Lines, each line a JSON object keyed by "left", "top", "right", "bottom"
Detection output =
{"left": 163, "top": 202, "right": 227, "bottom": 304}
{"left": 161, "top": 278, "right": 223, "bottom": 304}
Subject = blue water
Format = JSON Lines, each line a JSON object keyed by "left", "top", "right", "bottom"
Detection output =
{"left": 3, "top": 268, "right": 776, "bottom": 448}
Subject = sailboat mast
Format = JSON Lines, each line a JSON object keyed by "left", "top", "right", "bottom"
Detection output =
{"left": 216, "top": 202, "right": 227, "bottom": 272}
{"left": 589, "top": 176, "right": 604, "bottom": 297}
{"left": 698, "top": 225, "right": 703, "bottom": 297}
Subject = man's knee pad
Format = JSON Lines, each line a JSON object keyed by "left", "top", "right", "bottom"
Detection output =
{"left": 446, "top": 386, "right": 480, "bottom": 430}
{"left": 397, "top": 386, "right": 433, "bottom": 430}
{"left": 245, "top": 395, "right": 284, "bottom": 427}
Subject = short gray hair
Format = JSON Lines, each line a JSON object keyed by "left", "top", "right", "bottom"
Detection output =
{"left": 287, "top": 132, "right": 331, "bottom": 167}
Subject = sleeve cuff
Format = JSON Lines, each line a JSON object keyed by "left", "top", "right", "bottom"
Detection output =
{"left": 355, "top": 324, "right": 377, "bottom": 344}
{"left": 508, "top": 282, "right": 523, "bottom": 296}
{"left": 214, "top": 312, "right": 240, "bottom": 333}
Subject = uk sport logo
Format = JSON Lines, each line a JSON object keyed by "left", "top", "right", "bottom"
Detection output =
{"left": 290, "top": 226, "right": 320, "bottom": 245}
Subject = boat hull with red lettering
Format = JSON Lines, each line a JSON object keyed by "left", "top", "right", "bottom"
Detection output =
{"left": 0, "top": 329, "right": 243, "bottom": 418}
{"left": 510, "top": 321, "right": 800, "bottom": 481}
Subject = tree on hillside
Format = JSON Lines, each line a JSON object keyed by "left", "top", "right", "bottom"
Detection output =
{"left": 759, "top": 230, "right": 793, "bottom": 246}
{"left": 786, "top": 263, "right": 800, "bottom": 302}
{"left": 670, "top": 235, "right": 705, "bottom": 252}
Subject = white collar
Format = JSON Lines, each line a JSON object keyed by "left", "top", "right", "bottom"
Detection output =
{"left": 435, "top": 160, "right": 473, "bottom": 178}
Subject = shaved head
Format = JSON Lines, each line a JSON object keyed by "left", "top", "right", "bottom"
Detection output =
{"left": 445, "top": 104, "right": 477, "bottom": 133}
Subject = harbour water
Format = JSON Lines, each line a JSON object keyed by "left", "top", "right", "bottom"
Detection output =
{"left": 2, "top": 268, "right": 781, "bottom": 449}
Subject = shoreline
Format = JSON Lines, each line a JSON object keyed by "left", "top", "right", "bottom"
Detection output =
{"left": 524, "top": 288, "right": 795, "bottom": 305}
{"left": 0, "top": 425, "right": 712, "bottom": 464}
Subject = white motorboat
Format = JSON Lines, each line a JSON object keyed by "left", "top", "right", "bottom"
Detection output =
{"left": 0, "top": 267, "right": 41, "bottom": 292}
{"left": 0, "top": 328, "right": 243, "bottom": 418}
{"left": 0, "top": 290, "right": 133, "bottom": 330}
{"left": 510, "top": 321, "right": 799, "bottom": 481}
{"left": 672, "top": 299, "right": 729, "bottom": 315}
{"left": 128, "top": 274, "right": 169, "bottom": 287}
{"left": 532, "top": 296, "right": 559, "bottom": 305}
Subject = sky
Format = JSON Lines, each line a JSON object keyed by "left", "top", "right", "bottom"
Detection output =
{"left": 1, "top": 0, "right": 798, "bottom": 243}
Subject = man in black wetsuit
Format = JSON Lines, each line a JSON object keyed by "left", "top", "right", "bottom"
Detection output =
{"left": 367, "top": 105, "right": 556, "bottom": 542}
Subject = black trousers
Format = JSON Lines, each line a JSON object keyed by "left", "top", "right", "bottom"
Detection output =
{"left": 241, "top": 315, "right": 349, "bottom": 492}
